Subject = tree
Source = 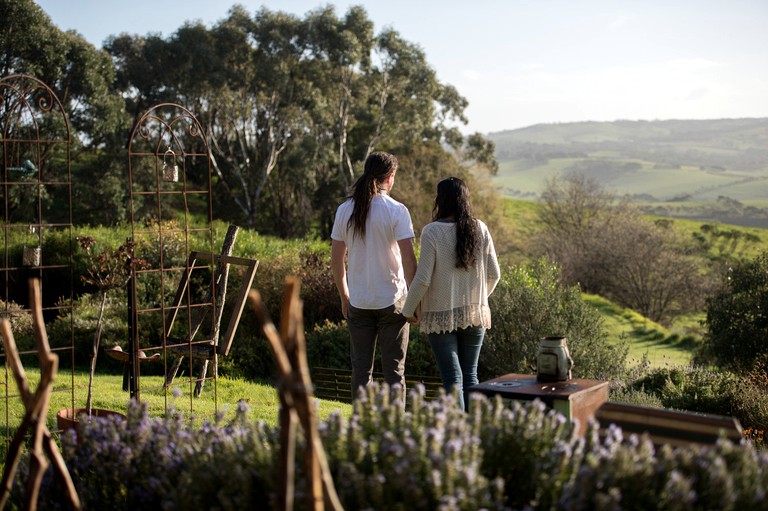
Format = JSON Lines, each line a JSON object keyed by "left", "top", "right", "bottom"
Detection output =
{"left": 536, "top": 174, "right": 707, "bottom": 323}
{"left": 76, "top": 236, "right": 146, "bottom": 415}
{"left": 1, "top": 0, "right": 125, "bottom": 146}
{"left": 599, "top": 215, "right": 705, "bottom": 323}
{"left": 105, "top": 5, "right": 489, "bottom": 234}
{"left": 699, "top": 251, "right": 768, "bottom": 374}
{"left": 2, "top": 0, "right": 129, "bottom": 226}
{"left": 537, "top": 174, "right": 626, "bottom": 291}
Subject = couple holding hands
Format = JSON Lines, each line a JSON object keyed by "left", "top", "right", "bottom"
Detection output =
{"left": 331, "top": 152, "right": 500, "bottom": 411}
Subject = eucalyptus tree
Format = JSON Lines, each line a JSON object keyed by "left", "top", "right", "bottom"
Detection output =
{"left": 106, "top": 4, "right": 491, "bottom": 234}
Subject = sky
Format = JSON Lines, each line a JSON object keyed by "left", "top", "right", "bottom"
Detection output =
{"left": 34, "top": 0, "right": 768, "bottom": 135}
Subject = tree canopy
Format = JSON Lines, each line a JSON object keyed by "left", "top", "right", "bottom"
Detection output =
{"left": 2, "top": 0, "right": 497, "bottom": 233}
{"left": 535, "top": 174, "right": 707, "bottom": 323}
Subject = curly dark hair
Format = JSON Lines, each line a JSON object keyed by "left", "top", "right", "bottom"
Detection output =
{"left": 432, "top": 177, "right": 480, "bottom": 269}
{"left": 347, "top": 152, "right": 399, "bottom": 240}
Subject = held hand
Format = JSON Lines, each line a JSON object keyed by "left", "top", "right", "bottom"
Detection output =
{"left": 405, "top": 306, "right": 420, "bottom": 325}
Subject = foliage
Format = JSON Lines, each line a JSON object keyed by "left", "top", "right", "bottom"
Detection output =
{"left": 16, "top": 383, "right": 768, "bottom": 510}
{"left": 219, "top": 333, "right": 276, "bottom": 382}
{"left": 76, "top": 236, "right": 148, "bottom": 413}
{"left": 1, "top": 0, "right": 126, "bottom": 145}
{"left": 304, "top": 320, "right": 350, "bottom": 370}
{"left": 730, "top": 368, "right": 768, "bottom": 437}
{"left": 321, "top": 385, "right": 507, "bottom": 510}
{"left": 104, "top": 5, "right": 496, "bottom": 234}
{"left": 0, "top": 299, "right": 34, "bottom": 352}
{"left": 616, "top": 364, "right": 768, "bottom": 433}
{"left": 48, "top": 293, "right": 127, "bottom": 365}
{"left": 472, "top": 395, "right": 579, "bottom": 509}
{"left": 627, "top": 366, "right": 738, "bottom": 417}
{"left": 481, "top": 258, "right": 628, "bottom": 382}
{"left": 20, "top": 400, "right": 279, "bottom": 510}
{"left": 536, "top": 174, "right": 710, "bottom": 324}
{"left": 560, "top": 426, "right": 768, "bottom": 511}
{"left": 77, "top": 236, "right": 145, "bottom": 293}
{"left": 698, "top": 250, "right": 768, "bottom": 374}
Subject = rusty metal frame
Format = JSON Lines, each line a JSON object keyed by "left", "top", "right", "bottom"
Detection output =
{"left": 0, "top": 74, "right": 75, "bottom": 445}
{"left": 125, "top": 103, "right": 216, "bottom": 413}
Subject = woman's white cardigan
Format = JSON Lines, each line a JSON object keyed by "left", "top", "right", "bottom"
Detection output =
{"left": 402, "top": 219, "right": 501, "bottom": 335}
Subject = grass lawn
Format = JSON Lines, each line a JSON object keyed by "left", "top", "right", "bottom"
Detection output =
{"left": 1, "top": 367, "right": 352, "bottom": 434}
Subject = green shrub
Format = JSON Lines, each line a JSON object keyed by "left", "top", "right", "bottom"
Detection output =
{"left": 0, "top": 299, "right": 35, "bottom": 352}
{"left": 729, "top": 368, "right": 768, "bottom": 433}
{"left": 322, "top": 385, "right": 507, "bottom": 510}
{"left": 630, "top": 366, "right": 738, "bottom": 416}
{"left": 221, "top": 319, "right": 439, "bottom": 384}
{"left": 24, "top": 400, "right": 279, "bottom": 510}
{"left": 620, "top": 364, "right": 768, "bottom": 433}
{"left": 403, "top": 327, "right": 440, "bottom": 378}
{"left": 293, "top": 249, "right": 344, "bottom": 329}
{"left": 219, "top": 333, "right": 276, "bottom": 381}
{"left": 482, "top": 258, "right": 628, "bottom": 381}
{"left": 304, "top": 320, "right": 350, "bottom": 369}
{"left": 562, "top": 427, "right": 768, "bottom": 510}
{"left": 699, "top": 250, "right": 768, "bottom": 374}
{"left": 608, "top": 387, "right": 665, "bottom": 408}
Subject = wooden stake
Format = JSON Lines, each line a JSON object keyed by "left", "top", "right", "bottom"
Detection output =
{"left": 248, "top": 278, "right": 344, "bottom": 511}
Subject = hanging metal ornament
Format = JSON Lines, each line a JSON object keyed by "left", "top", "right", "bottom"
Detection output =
{"left": 23, "top": 225, "right": 41, "bottom": 267}
{"left": 162, "top": 147, "right": 179, "bottom": 182}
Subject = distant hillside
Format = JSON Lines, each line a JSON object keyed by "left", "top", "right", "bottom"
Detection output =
{"left": 488, "top": 118, "right": 768, "bottom": 228}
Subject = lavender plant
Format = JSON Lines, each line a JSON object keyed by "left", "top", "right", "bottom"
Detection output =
{"left": 28, "top": 398, "right": 279, "bottom": 510}
{"left": 319, "top": 384, "right": 507, "bottom": 510}
{"left": 13, "top": 383, "right": 768, "bottom": 510}
{"left": 560, "top": 428, "right": 768, "bottom": 510}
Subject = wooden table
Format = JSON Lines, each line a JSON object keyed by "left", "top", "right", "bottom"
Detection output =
{"left": 469, "top": 373, "right": 609, "bottom": 435}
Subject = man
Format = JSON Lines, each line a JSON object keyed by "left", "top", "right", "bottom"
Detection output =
{"left": 330, "top": 151, "right": 416, "bottom": 400}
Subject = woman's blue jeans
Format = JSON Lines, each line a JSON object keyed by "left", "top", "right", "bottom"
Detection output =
{"left": 428, "top": 326, "right": 485, "bottom": 411}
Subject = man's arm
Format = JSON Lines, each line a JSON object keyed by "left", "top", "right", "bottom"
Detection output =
{"left": 330, "top": 239, "right": 349, "bottom": 319}
{"left": 397, "top": 237, "right": 417, "bottom": 287}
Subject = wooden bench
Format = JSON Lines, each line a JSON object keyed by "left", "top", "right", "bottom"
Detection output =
{"left": 595, "top": 402, "right": 744, "bottom": 448}
{"left": 311, "top": 367, "right": 444, "bottom": 403}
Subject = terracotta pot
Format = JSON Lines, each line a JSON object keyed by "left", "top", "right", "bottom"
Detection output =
{"left": 56, "top": 407, "right": 126, "bottom": 432}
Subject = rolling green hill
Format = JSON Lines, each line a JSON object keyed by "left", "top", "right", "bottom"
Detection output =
{"left": 488, "top": 118, "right": 768, "bottom": 228}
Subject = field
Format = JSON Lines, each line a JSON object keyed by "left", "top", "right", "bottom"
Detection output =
{"left": 488, "top": 118, "right": 768, "bottom": 229}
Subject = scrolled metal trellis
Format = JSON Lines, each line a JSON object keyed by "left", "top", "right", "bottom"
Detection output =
{"left": 124, "top": 102, "right": 221, "bottom": 413}
{"left": 0, "top": 74, "right": 75, "bottom": 447}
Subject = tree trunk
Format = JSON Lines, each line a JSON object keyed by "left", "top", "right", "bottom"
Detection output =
{"left": 86, "top": 292, "right": 108, "bottom": 415}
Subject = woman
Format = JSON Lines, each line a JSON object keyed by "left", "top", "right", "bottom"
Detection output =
{"left": 402, "top": 177, "right": 500, "bottom": 411}
{"left": 330, "top": 152, "right": 417, "bottom": 400}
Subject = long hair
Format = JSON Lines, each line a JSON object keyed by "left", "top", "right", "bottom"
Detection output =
{"left": 432, "top": 177, "right": 480, "bottom": 269}
{"left": 347, "top": 152, "right": 399, "bottom": 240}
